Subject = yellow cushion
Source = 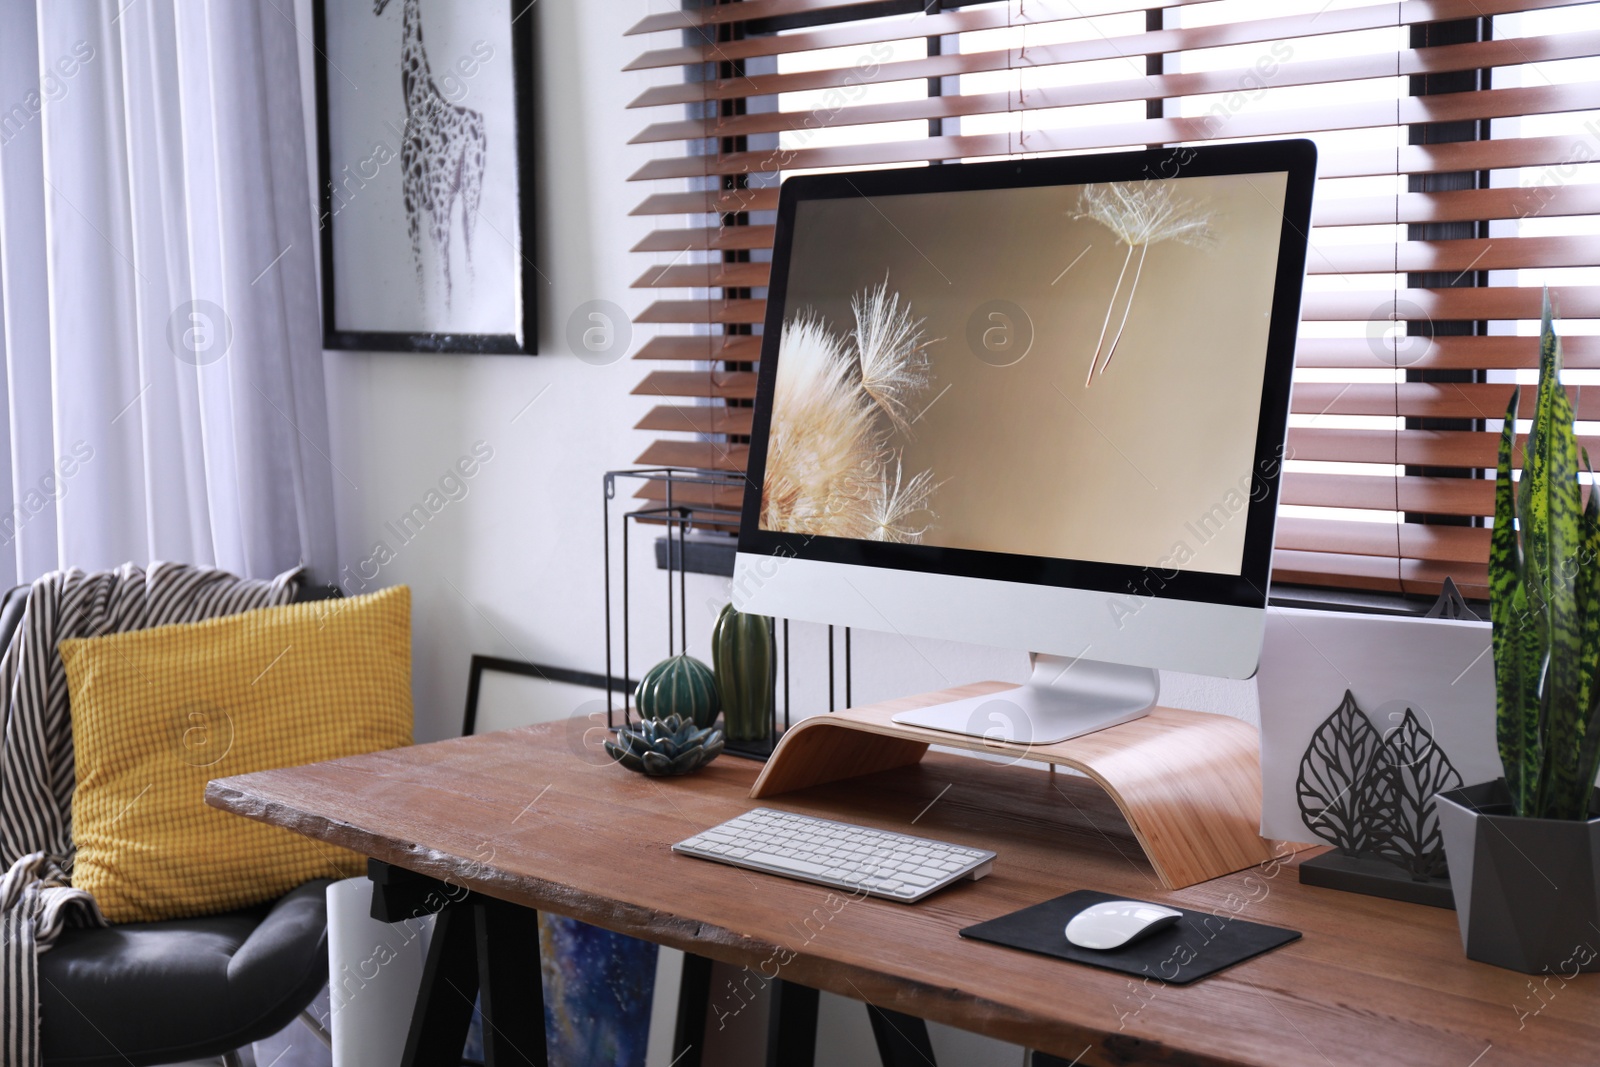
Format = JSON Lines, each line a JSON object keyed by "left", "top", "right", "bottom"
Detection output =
{"left": 62, "top": 585, "right": 413, "bottom": 923}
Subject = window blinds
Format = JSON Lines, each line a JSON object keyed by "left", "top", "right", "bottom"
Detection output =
{"left": 624, "top": 0, "right": 1600, "bottom": 598}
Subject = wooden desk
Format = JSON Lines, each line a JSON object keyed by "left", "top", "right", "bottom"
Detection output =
{"left": 207, "top": 712, "right": 1599, "bottom": 1066}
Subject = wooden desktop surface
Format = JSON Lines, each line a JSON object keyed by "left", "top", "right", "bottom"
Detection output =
{"left": 207, "top": 698, "right": 1598, "bottom": 1066}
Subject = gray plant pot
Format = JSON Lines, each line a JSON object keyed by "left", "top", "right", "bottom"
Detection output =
{"left": 1434, "top": 780, "right": 1600, "bottom": 974}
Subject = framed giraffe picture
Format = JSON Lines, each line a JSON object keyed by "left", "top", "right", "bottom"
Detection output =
{"left": 312, "top": 0, "right": 537, "bottom": 353}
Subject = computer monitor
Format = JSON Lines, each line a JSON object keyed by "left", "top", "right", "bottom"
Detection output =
{"left": 732, "top": 140, "right": 1316, "bottom": 745}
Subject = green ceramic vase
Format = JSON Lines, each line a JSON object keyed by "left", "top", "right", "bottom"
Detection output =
{"left": 636, "top": 654, "right": 720, "bottom": 729}
{"left": 711, "top": 603, "right": 775, "bottom": 742}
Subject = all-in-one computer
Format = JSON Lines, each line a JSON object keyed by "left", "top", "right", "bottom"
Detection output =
{"left": 680, "top": 141, "right": 1316, "bottom": 902}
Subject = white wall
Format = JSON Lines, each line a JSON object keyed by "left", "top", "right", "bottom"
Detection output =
{"left": 299, "top": 1, "right": 1259, "bottom": 1063}
{"left": 310, "top": 0, "right": 667, "bottom": 743}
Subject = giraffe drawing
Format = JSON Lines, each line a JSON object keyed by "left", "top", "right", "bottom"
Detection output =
{"left": 374, "top": 0, "right": 486, "bottom": 304}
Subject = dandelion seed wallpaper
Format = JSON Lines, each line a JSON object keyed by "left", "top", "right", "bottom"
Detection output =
{"left": 761, "top": 171, "right": 1289, "bottom": 576}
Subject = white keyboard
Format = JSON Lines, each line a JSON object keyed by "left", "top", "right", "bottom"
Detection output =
{"left": 673, "top": 807, "right": 996, "bottom": 902}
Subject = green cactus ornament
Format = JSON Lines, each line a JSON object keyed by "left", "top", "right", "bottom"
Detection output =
{"left": 635, "top": 653, "right": 720, "bottom": 729}
{"left": 712, "top": 603, "right": 776, "bottom": 742}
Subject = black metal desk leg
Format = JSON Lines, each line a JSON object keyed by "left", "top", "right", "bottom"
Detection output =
{"left": 867, "top": 1006, "right": 937, "bottom": 1066}
{"left": 476, "top": 899, "right": 549, "bottom": 1067}
{"left": 672, "top": 952, "right": 714, "bottom": 1067}
{"left": 1032, "top": 1053, "right": 1080, "bottom": 1066}
{"left": 400, "top": 904, "right": 480, "bottom": 1067}
{"left": 765, "top": 979, "right": 820, "bottom": 1067}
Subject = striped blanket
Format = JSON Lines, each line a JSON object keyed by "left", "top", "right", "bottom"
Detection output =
{"left": 0, "top": 562, "right": 300, "bottom": 1067}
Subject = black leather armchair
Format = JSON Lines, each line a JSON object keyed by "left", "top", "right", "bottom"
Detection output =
{"left": 0, "top": 584, "right": 335, "bottom": 1067}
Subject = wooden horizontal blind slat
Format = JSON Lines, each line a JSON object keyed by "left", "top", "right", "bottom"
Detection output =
{"left": 626, "top": 0, "right": 877, "bottom": 36}
{"left": 635, "top": 440, "right": 752, "bottom": 472}
{"left": 633, "top": 370, "right": 760, "bottom": 401}
{"left": 1294, "top": 335, "right": 1600, "bottom": 370}
{"left": 1279, "top": 473, "right": 1491, "bottom": 516}
{"left": 637, "top": 404, "right": 756, "bottom": 436}
{"left": 631, "top": 188, "right": 783, "bottom": 216}
{"left": 1275, "top": 517, "right": 1491, "bottom": 565}
{"left": 1291, "top": 383, "right": 1600, "bottom": 421}
{"left": 625, "top": 0, "right": 1600, "bottom": 597}
{"left": 633, "top": 262, "right": 769, "bottom": 289}
{"left": 632, "top": 335, "right": 763, "bottom": 361}
{"left": 1301, "top": 285, "right": 1600, "bottom": 320}
{"left": 1269, "top": 550, "right": 1488, "bottom": 598}
{"left": 1310, "top": 185, "right": 1600, "bottom": 228}
{"left": 635, "top": 298, "right": 768, "bottom": 325}
{"left": 1287, "top": 428, "right": 1600, "bottom": 467}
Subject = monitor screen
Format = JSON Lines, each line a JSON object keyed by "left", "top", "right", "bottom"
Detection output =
{"left": 739, "top": 141, "right": 1315, "bottom": 626}
{"left": 758, "top": 169, "right": 1289, "bottom": 579}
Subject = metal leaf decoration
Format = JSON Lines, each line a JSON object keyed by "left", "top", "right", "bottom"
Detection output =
{"left": 1296, "top": 690, "right": 1383, "bottom": 851}
{"left": 1362, "top": 709, "right": 1462, "bottom": 881}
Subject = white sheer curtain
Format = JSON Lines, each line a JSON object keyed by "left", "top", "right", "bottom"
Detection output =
{"left": 0, "top": 0, "right": 335, "bottom": 586}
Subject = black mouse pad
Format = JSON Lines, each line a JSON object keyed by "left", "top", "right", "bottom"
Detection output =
{"left": 959, "top": 890, "right": 1300, "bottom": 985}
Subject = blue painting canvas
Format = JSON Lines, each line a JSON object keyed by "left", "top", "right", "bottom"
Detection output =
{"left": 540, "top": 915, "right": 659, "bottom": 1065}
{"left": 463, "top": 915, "right": 658, "bottom": 1066}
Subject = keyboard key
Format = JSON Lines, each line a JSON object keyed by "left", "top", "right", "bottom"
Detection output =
{"left": 749, "top": 853, "right": 830, "bottom": 876}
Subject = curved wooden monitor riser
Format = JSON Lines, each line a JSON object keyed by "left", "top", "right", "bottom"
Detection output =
{"left": 750, "top": 682, "right": 1288, "bottom": 890}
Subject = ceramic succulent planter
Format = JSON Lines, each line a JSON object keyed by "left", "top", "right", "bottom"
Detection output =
{"left": 604, "top": 714, "right": 724, "bottom": 777}
{"left": 1435, "top": 780, "right": 1600, "bottom": 974}
{"left": 711, "top": 603, "right": 775, "bottom": 742}
{"left": 635, "top": 654, "right": 720, "bottom": 729}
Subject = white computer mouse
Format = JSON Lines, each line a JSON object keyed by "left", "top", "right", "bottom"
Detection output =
{"left": 1064, "top": 900, "right": 1184, "bottom": 950}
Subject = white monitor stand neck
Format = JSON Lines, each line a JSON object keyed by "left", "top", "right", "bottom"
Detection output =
{"left": 891, "top": 653, "right": 1158, "bottom": 745}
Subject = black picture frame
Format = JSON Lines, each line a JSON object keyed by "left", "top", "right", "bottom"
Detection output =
{"left": 311, "top": 0, "right": 538, "bottom": 354}
{"left": 461, "top": 655, "right": 636, "bottom": 737}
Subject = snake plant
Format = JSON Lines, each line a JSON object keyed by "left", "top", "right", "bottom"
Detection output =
{"left": 1490, "top": 291, "right": 1600, "bottom": 820}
